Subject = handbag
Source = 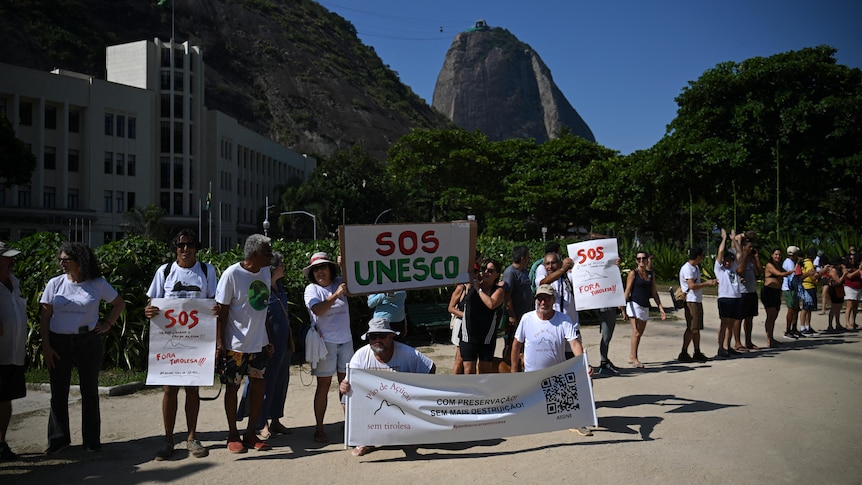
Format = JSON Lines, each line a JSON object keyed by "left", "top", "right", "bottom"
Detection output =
{"left": 673, "top": 286, "right": 687, "bottom": 309}
{"left": 449, "top": 284, "right": 467, "bottom": 345}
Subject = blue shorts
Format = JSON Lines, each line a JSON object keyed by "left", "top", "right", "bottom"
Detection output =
{"left": 312, "top": 341, "right": 354, "bottom": 377}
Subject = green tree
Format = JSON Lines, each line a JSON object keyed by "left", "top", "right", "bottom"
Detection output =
{"left": 121, "top": 204, "right": 168, "bottom": 241}
{"left": 664, "top": 45, "right": 862, "bottom": 234}
{"left": 0, "top": 116, "right": 37, "bottom": 187}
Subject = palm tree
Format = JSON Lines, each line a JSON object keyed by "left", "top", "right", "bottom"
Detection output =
{"left": 121, "top": 204, "right": 167, "bottom": 240}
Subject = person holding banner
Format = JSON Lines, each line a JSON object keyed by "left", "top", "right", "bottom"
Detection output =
{"left": 339, "top": 317, "right": 435, "bottom": 456}
{"left": 146, "top": 229, "right": 217, "bottom": 461}
{"left": 215, "top": 234, "right": 274, "bottom": 453}
{"left": 623, "top": 250, "right": 666, "bottom": 368}
{"left": 458, "top": 259, "right": 506, "bottom": 374}
{"left": 303, "top": 251, "right": 353, "bottom": 443}
{"left": 39, "top": 242, "right": 125, "bottom": 454}
{"left": 538, "top": 252, "right": 577, "bottom": 321}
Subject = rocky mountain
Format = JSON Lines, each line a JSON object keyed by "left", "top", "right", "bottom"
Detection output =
{"left": 432, "top": 23, "right": 595, "bottom": 143}
{"left": 0, "top": 0, "right": 451, "bottom": 159}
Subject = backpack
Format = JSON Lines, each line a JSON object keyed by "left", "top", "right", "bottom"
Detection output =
{"left": 163, "top": 260, "right": 209, "bottom": 283}
{"left": 528, "top": 257, "right": 544, "bottom": 293}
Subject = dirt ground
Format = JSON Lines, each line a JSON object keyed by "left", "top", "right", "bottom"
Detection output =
{"left": 2, "top": 297, "right": 861, "bottom": 484}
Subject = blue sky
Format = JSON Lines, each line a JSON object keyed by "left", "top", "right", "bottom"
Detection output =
{"left": 317, "top": 0, "right": 861, "bottom": 155}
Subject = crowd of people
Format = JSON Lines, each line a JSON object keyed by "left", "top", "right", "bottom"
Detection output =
{"left": 0, "top": 231, "right": 859, "bottom": 461}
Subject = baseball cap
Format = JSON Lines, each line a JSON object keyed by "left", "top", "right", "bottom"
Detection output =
{"left": 535, "top": 284, "right": 555, "bottom": 298}
{"left": 0, "top": 241, "right": 21, "bottom": 257}
{"left": 786, "top": 246, "right": 801, "bottom": 256}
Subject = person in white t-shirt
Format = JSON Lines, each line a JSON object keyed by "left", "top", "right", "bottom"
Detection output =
{"left": 510, "top": 284, "right": 584, "bottom": 372}
{"left": 714, "top": 229, "right": 744, "bottom": 358}
{"left": 677, "top": 247, "right": 717, "bottom": 363}
{"left": 215, "top": 234, "right": 273, "bottom": 454}
{"left": 145, "top": 229, "right": 217, "bottom": 461}
{"left": 0, "top": 241, "right": 26, "bottom": 460}
{"left": 339, "top": 317, "right": 435, "bottom": 456}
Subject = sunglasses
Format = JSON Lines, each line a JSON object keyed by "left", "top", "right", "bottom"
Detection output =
{"left": 58, "top": 257, "right": 75, "bottom": 263}
{"left": 636, "top": 257, "right": 648, "bottom": 261}
{"left": 367, "top": 333, "right": 390, "bottom": 340}
{"left": 176, "top": 242, "right": 197, "bottom": 249}
{"left": 483, "top": 267, "right": 497, "bottom": 273}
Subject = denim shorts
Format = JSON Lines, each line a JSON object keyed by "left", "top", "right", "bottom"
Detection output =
{"left": 311, "top": 341, "right": 354, "bottom": 377}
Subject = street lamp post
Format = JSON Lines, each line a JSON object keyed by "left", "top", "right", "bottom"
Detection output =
{"left": 262, "top": 196, "right": 275, "bottom": 237}
{"left": 281, "top": 210, "right": 317, "bottom": 240}
{"left": 541, "top": 226, "right": 547, "bottom": 242}
{"left": 374, "top": 208, "right": 393, "bottom": 224}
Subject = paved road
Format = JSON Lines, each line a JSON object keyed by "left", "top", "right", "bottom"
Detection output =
{"left": 3, "top": 297, "right": 861, "bottom": 485}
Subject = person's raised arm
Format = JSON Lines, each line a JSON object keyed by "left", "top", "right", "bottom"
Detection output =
{"left": 447, "top": 285, "right": 466, "bottom": 318}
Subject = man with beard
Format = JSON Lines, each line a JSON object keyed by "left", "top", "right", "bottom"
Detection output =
{"left": 339, "top": 317, "right": 435, "bottom": 457}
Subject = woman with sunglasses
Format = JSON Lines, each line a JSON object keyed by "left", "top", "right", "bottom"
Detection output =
{"left": 623, "top": 250, "right": 666, "bottom": 368}
{"left": 456, "top": 259, "right": 505, "bottom": 374}
{"left": 761, "top": 248, "right": 793, "bottom": 347}
{"left": 39, "top": 242, "right": 125, "bottom": 454}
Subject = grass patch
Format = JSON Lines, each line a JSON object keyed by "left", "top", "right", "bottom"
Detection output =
{"left": 26, "top": 368, "right": 147, "bottom": 387}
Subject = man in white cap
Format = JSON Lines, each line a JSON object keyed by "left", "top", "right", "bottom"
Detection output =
{"left": 782, "top": 246, "right": 803, "bottom": 339}
{"left": 0, "top": 242, "right": 26, "bottom": 461}
{"left": 339, "top": 317, "right": 435, "bottom": 457}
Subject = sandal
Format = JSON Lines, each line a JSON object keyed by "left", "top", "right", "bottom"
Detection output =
{"left": 352, "top": 445, "right": 374, "bottom": 456}
{"left": 244, "top": 439, "right": 271, "bottom": 451}
{"left": 227, "top": 440, "right": 247, "bottom": 454}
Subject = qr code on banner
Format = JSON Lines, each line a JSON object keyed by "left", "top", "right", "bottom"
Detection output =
{"left": 542, "top": 372, "right": 579, "bottom": 414}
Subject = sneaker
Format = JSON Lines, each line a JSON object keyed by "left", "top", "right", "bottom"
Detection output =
{"left": 692, "top": 352, "right": 710, "bottom": 362}
{"left": 783, "top": 332, "right": 797, "bottom": 340}
{"left": 0, "top": 442, "right": 19, "bottom": 460}
{"left": 716, "top": 347, "right": 730, "bottom": 358}
{"left": 85, "top": 444, "right": 102, "bottom": 453}
{"left": 807, "top": 329, "right": 819, "bottom": 336}
{"left": 727, "top": 347, "right": 742, "bottom": 356}
{"left": 570, "top": 427, "right": 593, "bottom": 436}
{"left": 187, "top": 439, "right": 209, "bottom": 458}
{"left": 793, "top": 330, "right": 806, "bottom": 338}
{"left": 45, "top": 441, "right": 70, "bottom": 455}
{"left": 154, "top": 441, "right": 174, "bottom": 461}
{"left": 800, "top": 328, "right": 813, "bottom": 336}
{"left": 677, "top": 351, "right": 694, "bottom": 363}
{"left": 599, "top": 361, "right": 620, "bottom": 376}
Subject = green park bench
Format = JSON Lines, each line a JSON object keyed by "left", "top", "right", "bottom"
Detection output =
{"left": 406, "top": 303, "right": 452, "bottom": 344}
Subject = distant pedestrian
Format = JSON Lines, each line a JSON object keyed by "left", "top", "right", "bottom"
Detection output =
{"left": 0, "top": 242, "right": 26, "bottom": 461}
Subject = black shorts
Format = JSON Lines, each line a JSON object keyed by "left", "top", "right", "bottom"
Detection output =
{"left": 459, "top": 340, "right": 496, "bottom": 363}
{"left": 760, "top": 286, "right": 782, "bottom": 310}
{"left": 741, "top": 292, "right": 759, "bottom": 318}
{"left": 0, "top": 364, "right": 26, "bottom": 401}
{"left": 718, "top": 297, "right": 743, "bottom": 320}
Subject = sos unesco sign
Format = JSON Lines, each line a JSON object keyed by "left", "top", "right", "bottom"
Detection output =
{"left": 339, "top": 222, "right": 477, "bottom": 295}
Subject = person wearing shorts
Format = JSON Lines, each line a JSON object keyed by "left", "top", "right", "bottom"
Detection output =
{"left": 0, "top": 241, "right": 26, "bottom": 461}
{"left": 215, "top": 234, "right": 273, "bottom": 454}
{"left": 715, "top": 229, "right": 744, "bottom": 358}
{"left": 782, "top": 247, "right": 803, "bottom": 339}
{"left": 678, "top": 247, "right": 717, "bottom": 363}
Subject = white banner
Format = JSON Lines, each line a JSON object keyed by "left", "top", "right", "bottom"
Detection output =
{"left": 344, "top": 354, "right": 596, "bottom": 447}
{"left": 146, "top": 298, "right": 217, "bottom": 386}
{"left": 339, "top": 222, "right": 477, "bottom": 295}
{"left": 567, "top": 239, "right": 626, "bottom": 310}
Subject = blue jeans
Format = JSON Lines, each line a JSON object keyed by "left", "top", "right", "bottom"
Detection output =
{"left": 47, "top": 331, "right": 103, "bottom": 448}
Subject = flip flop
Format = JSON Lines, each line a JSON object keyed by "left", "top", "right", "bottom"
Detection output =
{"left": 227, "top": 441, "right": 247, "bottom": 454}
{"left": 243, "top": 439, "right": 271, "bottom": 451}
{"left": 352, "top": 445, "right": 374, "bottom": 456}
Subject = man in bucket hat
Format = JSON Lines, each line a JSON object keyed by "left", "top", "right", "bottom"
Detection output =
{"left": 339, "top": 317, "right": 435, "bottom": 457}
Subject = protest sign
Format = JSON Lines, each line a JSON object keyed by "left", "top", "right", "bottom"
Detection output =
{"left": 339, "top": 222, "right": 477, "bottom": 295}
{"left": 344, "top": 355, "right": 595, "bottom": 447}
{"left": 146, "top": 298, "right": 217, "bottom": 386}
{"left": 566, "top": 239, "right": 626, "bottom": 310}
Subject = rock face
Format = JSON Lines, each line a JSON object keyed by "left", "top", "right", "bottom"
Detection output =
{"left": 432, "top": 26, "right": 595, "bottom": 143}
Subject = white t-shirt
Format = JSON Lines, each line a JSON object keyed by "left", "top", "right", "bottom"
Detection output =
{"left": 679, "top": 262, "right": 703, "bottom": 303}
{"left": 147, "top": 261, "right": 217, "bottom": 299}
{"left": 40, "top": 275, "right": 119, "bottom": 334}
{"left": 215, "top": 262, "right": 271, "bottom": 352}
{"left": 0, "top": 274, "right": 28, "bottom": 365}
{"left": 781, "top": 258, "right": 796, "bottom": 291}
{"left": 514, "top": 310, "right": 580, "bottom": 372}
{"left": 348, "top": 341, "right": 434, "bottom": 373}
{"left": 715, "top": 260, "right": 743, "bottom": 299}
{"left": 304, "top": 277, "right": 352, "bottom": 344}
{"left": 535, "top": 272, "right": 578, "bottom": 323}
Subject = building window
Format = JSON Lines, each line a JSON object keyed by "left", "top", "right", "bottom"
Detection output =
{"left": 160, "top": 192, "right": 170, "bottom": 211}
{"left": 68, "top": 149, "right": 79, "bottom": 172}
{"left": 43, "top": 186, "right": 56, "bottom": 208}
{"left": 160, "top": 70, "right": 171, "bottom": 90}
{"left": 173, "top": 122, "right": 183, "bottom": 153}
{"left": 160, "top": 94, "right": 171, "bottom": 118}
{"left": 173, "top": 158, "right": 183, "bottom": 189}
{"left": 0, "top": 98, "right": 6, "bottom": 119}
{"left": 104, "top": 113, "right": 113, "bottom": 136}
{"left": 173, "top": 192, "right": 183, "bottom": 215}
{"left": 45, "top": 106, "right": 57, "bottom": 129}
{"left": 104, "top": 190, "right": 113, "bottom": 212}
{"left": 69, "top": 110, "right": 80, "bottom": 133}
{"left": 174, "top": 73, "right": 183, "bottom": 91}
{"left": 173, "top": 94, "right": 184, "bottom": 119}
{"left": 161, "top": 47, "right": 171, "bottom": 67}
{"left": 160, "top": 157, "right": 170, "bottom": 188}
{"left": 44, "top": 146, "right": 56, "bottom": 170}
{"left": 160, "top": 121, "right": 170, "bottom": 152}
{"left": 17, "top": 186, "right": 31, "bottom": 207}
{"left": 117, "top": 115, "right": 125, "bottom": 138}
{"left": 104, "top": 151, "right": 113, "bottom": 174}
{"left": 19, "top": 102, "right": 32, "bottom": 125}
{"left": 128, "top": 117, "right": 136, "bottom": 139}
{"left": 173, "top": 49, "right": 184, "bottom": 69}
{"left": 68, "top": 188, "right": 79, "bottom": 209}
{"left": 116, "top": 191, "right": 124, "bottom": 212}
{"left": 127, "top": 191, "right": 136, "bottom": 210}
{"left": 116, "top": 153, "right": 124, "bottom": 175}
{"left": 127, "top": 154, "right": 136, "bottom": 176}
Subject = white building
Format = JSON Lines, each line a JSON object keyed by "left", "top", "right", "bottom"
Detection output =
{"left": 0, "top": 38, "right": 316, "bottom": 249}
